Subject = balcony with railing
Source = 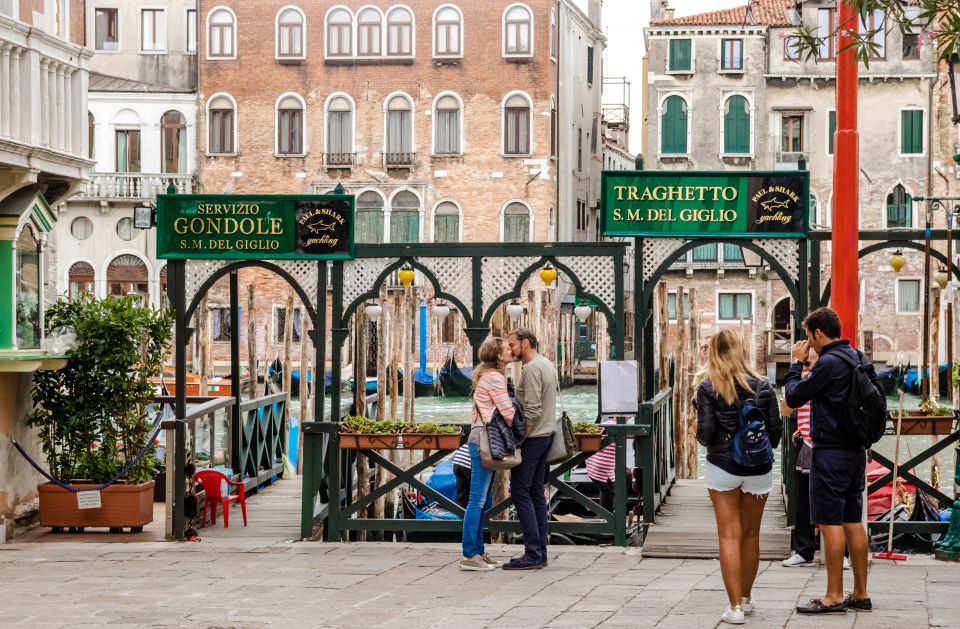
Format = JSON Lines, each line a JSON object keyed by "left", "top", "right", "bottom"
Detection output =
{"left": 324, "top": 152, "right": 355, "bottom": 168}
{"left": 384, "top": 152, "right": 416, "bottom": 168}
{"left": 74, "top": 173, "right": 194, "bottom": 201}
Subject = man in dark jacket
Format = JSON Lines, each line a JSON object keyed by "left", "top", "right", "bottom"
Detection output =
{"left": 784, "top": 307, "right": 871, "bottom": 615}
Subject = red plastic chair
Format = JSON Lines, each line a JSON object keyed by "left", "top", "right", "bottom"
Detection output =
{"left": 195, "top": 470, "right": 247, "bottom": 528}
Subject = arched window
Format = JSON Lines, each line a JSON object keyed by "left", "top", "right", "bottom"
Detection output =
{"left": 326, "top": 95, "right": 353, "bottom": 164}
{"left": 434, "top": 94, "right": 460, "bottom": 155}
{"left": 661, "top": 95, "right": 688, "bottom": 155}
{"left": 159, "top": 265, "right": 169, "bottom": 309}
{"left": 390, "top": 190, "right": 421, "bottom": 243}
{"left": 208, "top": 94, "right": 235, "bottom": 154}
{"left": 107, "top": 254, "right": 149, "bottom": 305}
{"left": 503, "top": 4, "right": 532, "bottom": 56}
{"left": 434, "top": 5, "right": 462, "bottom": 57}
{"left": 723, "top": 95, "right": 750, "bottom": 154}
{"left": 503, "top": 202, "right": 531, "bottom": 242}
{"left": 161, "top": 110, "right": 186, "bottom": 173}
{"left": 503, "top": 92, "right": 531, "bottom": 155}
{"left": 277, "top": 94, "right": 304, "bottom": 155}
{"left": 87, "top": 111, "right": 95, "bottom": 159}
{"left": 69, "top": 262, "right": 95, "bottom": 301}
{"left": 887, "top": 184, "right": 912, "bottom": 228}
{"left": 277, "top": 7, "right": 305, "bottom": 58}
{"left": 356, "top": 191, "right": 385, "bottom": 243}
{"left": 433, "top": 201, "right": 460, "bottom": 243}
{"left": 207, "top": 7, "right": 236, "bottom": 58}
{"left": 358, "top": 8, "right": 382, "bottom": 56}
{"left": 386, "top": 7, "right": 413, "bottom": 56}
{"left": 385, "top": 94, "right": 414, "bottom": 163}
{"left": 326, "top": 8, "right": 352, "bottom": 57}
{"left": 116, "top": 127, "right": 141, "bottom": 173}
{"left": 16, "top": 225, "right": 40, "bottom": 349}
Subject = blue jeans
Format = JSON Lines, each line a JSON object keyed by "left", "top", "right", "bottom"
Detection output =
{"left": 512, "top": 434, "right": 553, "bottom": 564}
{"left": 461, "top": 442, "right": 493, "bottom": 558}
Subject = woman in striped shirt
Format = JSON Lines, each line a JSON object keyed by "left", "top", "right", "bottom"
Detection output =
{"left": 460, "top": 336, "right": 516, "bottom": 571}
{"left": 781, "top": 347, "right": 817, "bottom": 567}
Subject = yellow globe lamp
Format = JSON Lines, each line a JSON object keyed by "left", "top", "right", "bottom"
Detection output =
{"left": 935, "top": 266, "right": 949, "bottom": 291}
{"left": 539, "top": 263, "right": 558, "bottom": 287}
{"left": 398, "top": 263, "right": 415, "bottom": 287}
{"left": 890, "top": 249, "right": 906, "bottom": 273}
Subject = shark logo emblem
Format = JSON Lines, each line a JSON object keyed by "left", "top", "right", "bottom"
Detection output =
{"left": 306, "top": 220, "right": 337, "bottom": 234}
{"left": 760, "top": 197, "right": 790, "bottom": 212}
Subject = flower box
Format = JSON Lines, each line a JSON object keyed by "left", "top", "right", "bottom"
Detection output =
{"left": 891, "top": 412, "right": 957, "bottom": 436}
{"left": 575, "top": 432, "right": 605, "bottom": 453}
{"left": 338, "top": 433, "right": 401, "bottom": 449}
{"left": 398, "top": 431, "right": 463, "bottom": 450}
{"left": 38, "top": 481, "right": 155, "bottom": 532}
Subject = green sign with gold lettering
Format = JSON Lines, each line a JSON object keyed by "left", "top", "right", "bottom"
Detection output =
{"left": 156, "top": 194, "right": 355, "bottom": 260}
{"left": 600, "top": 171, "right": 809, "bottom": 238}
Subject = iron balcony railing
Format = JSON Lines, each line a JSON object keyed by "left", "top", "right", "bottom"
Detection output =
{"left": 324, "top": 152, "right": 355, "bottom": 167}
{"left": 384, "top": 151, "right": 416, "bottom": 166}
{"left": 76, "top": 172, "right": 194, "bottom": 200}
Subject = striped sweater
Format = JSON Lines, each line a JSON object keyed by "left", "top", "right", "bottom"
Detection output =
{"left": 472, "top": 370, "right": 515, "bottom": 427}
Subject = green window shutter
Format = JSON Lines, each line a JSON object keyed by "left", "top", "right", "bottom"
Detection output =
{"left": 723, "top": 243, "right": 743, "bottom": 261}
{"left": 669, "top": 39, "right": 690, "bottom": 71}
{"left": 434, "top": 214, "right": 459, "bottom": 243}
{"left": 723, "top": 95, "right": 750, "bottom": 154}
{"left": 828, "top": 110, "right": 836, "bottom": 154}
{"left": 357, "top": 210, "right": 384, "bottom": 244}
{"left": 901, "top": 110, "right": 923, "bottom": 154}
{"left": 721, "top": 41, "right": 727, "bottom": 69}
{"left": 667, "top": 293, "right": 677, "bottom": 320}
{"left": 391, "top": 211, "right": 420, "bottom": 243}
{"left": 661, "top": 96, "right": 687, "bottom": 154}
{"left": 587, "top": 46, "right": 594, "bottom": 84}
{"left": 692, "top": 244, "right": 717, "bottom": 261}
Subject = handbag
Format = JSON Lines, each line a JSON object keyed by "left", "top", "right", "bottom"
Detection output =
{"left": 478, "top": 425, "right": 522, "bottom": 470}
{"left": 545, "top": 383, "right": 575, "bottom": 464}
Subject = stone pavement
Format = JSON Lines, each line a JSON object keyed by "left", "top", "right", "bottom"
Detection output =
{"left": 0, "top": 538, "right": 955, "bottom": 628}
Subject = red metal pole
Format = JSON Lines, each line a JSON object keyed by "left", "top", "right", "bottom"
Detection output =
{"left": 832, "top": 1, "right": 859, "bottom": 347}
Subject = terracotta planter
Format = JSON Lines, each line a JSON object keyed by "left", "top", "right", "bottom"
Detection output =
{"left": 339, "top": 433, "right": 400, "bottom": 449}
{"left": 575, "top": 432, "right": 604, "bottom": 452}
{"left": 398, "top": 432, "right": 463, "bottom": 450}
{"left": 891, "top": 413, "right": 957, "bottom": 436}
{"left": 38, "top": 481, "right": 155, "bottom": 530}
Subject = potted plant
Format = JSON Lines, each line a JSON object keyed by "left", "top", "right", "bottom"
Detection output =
{"left": 399, "top": 422, "right": 463, "bottom": 450}
{"left": 893, "top": 399, "right": 957, "bottom": 436}
{"left": 339, "top": 416, "right": 401, "bottom": 449}
{"left": 28, "top": 296, "right": 173, "bottom": 532}
{"left": 573, "top": 421, "right": 605, "bottom": 452}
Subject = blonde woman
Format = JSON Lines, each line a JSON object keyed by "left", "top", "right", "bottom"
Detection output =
{"left": 696, "top": 329, "right": 782, "bottom": 624}
{"left": 460, "top": 336, "right": 516, "bottom": 571}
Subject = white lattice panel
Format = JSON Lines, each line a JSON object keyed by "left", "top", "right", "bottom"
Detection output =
{"left": 342, "top": 257, "right": 394, "bottom": 307}
{"left": 556, "top": 256, "right": 617, "bottom": 309}
{"left": 185, "top": 260, "right": 230, "bottom": 306}
{"left": 415, "top": 256, "right": 473, "bottom": 313}
{"left": 641, "top": 239, "right": 687, "bottom": 282}
{"left": 755, "top": 239, "right": 800, "bottom": 281}
{"left": 640, "top": 238, "right": 800, "bottom": 282}
{"left": 274, "top": 260, "right": 320, "bottom": 313}
{"left": 480, "top": 256, "right": 539, "bottom": 314}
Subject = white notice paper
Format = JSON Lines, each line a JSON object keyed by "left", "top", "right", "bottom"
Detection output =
{"left": 77, "top": 490, "right": 102, "bottom": 510}
{"left": 599, "top": 360, "right": 639, "bottom": 414}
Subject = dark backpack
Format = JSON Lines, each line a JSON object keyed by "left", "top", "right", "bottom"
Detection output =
{"left": 825, "top": 349, "right": 888, "bottom": 449}
{"left": 731, "top": 385, "right": 774, "bottom": 468}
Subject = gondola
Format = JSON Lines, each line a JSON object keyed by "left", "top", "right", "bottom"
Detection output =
{"left": 439, "top": 356, "right": 473, "bottom": 397}
{"left": 347, "top": 369, "right": 435, "bottom": 397}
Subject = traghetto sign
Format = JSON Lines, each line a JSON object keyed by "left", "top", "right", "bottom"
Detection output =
{"left": 600, "top": 171, "right": 809, "bottom": 238}
{"left": 156, "top": 194, "right": 355, "bottom": 260}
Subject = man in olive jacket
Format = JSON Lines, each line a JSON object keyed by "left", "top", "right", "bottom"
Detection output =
{"left": 504, "top": 328, "right": 557, "bottom": 570}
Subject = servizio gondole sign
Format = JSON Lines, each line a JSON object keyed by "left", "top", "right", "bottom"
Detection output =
{"left": 156, "top": 194, "right": 355, "bottom": 260}
{"left": 600, "top": 171, "right": 809, "bottom": 238}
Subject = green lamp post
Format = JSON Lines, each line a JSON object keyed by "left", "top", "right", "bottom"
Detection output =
{"left": 934, "top": 447, "right": 960, "bottom": 561}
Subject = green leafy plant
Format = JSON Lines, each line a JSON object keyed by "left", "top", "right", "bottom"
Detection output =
{"left": 400, "top": 422, "right": 461, "bottom": 434}
{"left": 340, "top": 415, "right": 401, "bottom": 434}
{"left": 28, "top": 296, "right": 174, "bottom": 485}
{"left": 918, "top": 398, "right": 955, "bottom": 416}
{"left": 572, "top": 421, "right": 602, "bottom": 434}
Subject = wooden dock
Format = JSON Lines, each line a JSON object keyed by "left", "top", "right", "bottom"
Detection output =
{"left": 201, "top": 475, "right": 303, "bottom": 542}
{"left": 641, "top": 479, "right": 791, "bottom": 560}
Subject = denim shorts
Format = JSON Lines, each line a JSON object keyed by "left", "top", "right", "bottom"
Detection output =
{"left": 704, "top": 461, "right": 773, "bottom": 496}
{"left": 809, "top": 447, "right": 866, "bottom": 525}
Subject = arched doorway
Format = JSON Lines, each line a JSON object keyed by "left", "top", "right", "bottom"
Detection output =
{"left": 106, "top": 254, "right": 149, "bottom": 305}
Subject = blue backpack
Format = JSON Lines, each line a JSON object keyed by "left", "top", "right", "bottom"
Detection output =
{"left": 731, "top": 386, "right": 774, "bottom": 468}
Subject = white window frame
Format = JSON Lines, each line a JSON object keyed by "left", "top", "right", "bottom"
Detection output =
{"left": 499, "top": 199, "right": 534, "bottom": 242}
{"left": 665, "top": 37, "right": 694, "bottom": 74}
{"left": 718, "top": 91, "right": 755, "bottom": 158}
{"left": 383, "top": 91, "right": 416, "bottom": 159}
{"left": 432, "top": 4, "right": 463, "bottom": 59}
{"left": 717, "top": 37, "right": 743, "bottom": 73}
{"left": 275, "top": 5, "right": 307, "bottom": 60}
{"left": 139, "top": 7, "right": 167, "bottom": 54}
{"left": 656, "top": 90, "right": 692, "bottom": 160}
{"left": 501, "top": 3, "right": 534, "bottom": 59}
{"left": 186, "top": 8, "right": 197, "bottom": 54}
{"left": 549, "top": 8, "right": 557, "bottom": 61}
{"left": 895, "top": 277, "right": 922, "bottom": 314}
{"left": 430, "top": 199, "right": 464, "bottom": 242}
{"left": 272, "top": 304, "right": 304, "bottom": 344}
{"left": 205, "top": 92, "right": 238, "bottom": 156}
{"left": 387, "top": 187, "right": 424, "bottom": 243}
{"left": 385, "top": 5, "right": 416, "bottom": 59}
{"left": 667, "top": 290, "right": 690, "bottom": 323}
{"left": 323, "top": 92, "right": 356, "bottom": 156}
{"left": 324, "top": 5, "right": 354, "bottom": 58}
{"left": 206, "top": 6, "right": 238, "bottom": 61}
{"left": 715, "top": 290, "right": 755, "bottom": 322}
{"left": 432, "top": 91, "right": 464, "bottom": 156}
{"left": 275, "top": 92, "right": 308, "bottom": 157}
{"left": 897, "top": 106, "right": 927, "bottom": 157}
{"left": 93, "top": 6, "right": 120, "bottom": 53}
{"left": 501, "top": 90, "right": 534, "bottom": 157}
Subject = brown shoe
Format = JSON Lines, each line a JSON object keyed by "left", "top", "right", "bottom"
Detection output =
{"left": 459, "top": 555, "right": 495, "bottom": 571}
{"left": 481, "top": 554, "right": 502, "bottom": 567}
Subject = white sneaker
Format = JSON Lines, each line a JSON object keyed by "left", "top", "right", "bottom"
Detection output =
{"left": 843, "top": 556, "right": 851, "bottom": 570}
{"left": 741, "top": 596, "right": 754, "bottom": 615}
{"left": 721, "top": 606, "right": 745, "bottom": 625}
{"left": 459, "top": 555, "right": 495, "bottom": 571}
{"left": 782, "top": 553, "right": 814, "bottom": 567}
